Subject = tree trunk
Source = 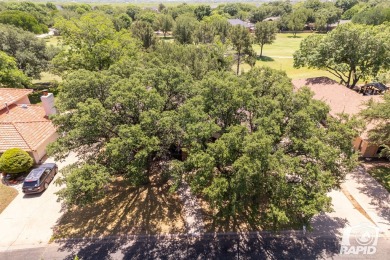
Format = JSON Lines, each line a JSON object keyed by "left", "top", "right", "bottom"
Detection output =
{"left": 236, "top": 50, "right": 241, "bottom": 75}
{"left": 346, "top": 69, "right": 353, "bottom": 88}
{"left": 260, "top": 44, "right": 264, "bottom": 58}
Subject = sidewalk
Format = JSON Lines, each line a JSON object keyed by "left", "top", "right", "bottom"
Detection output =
{"left": 343, "top": 166, "right": 390, "bottom": 237}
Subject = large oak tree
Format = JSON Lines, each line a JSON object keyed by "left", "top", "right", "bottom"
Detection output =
{"left": 294, "top": 23, "right": 390, "bottom": 88}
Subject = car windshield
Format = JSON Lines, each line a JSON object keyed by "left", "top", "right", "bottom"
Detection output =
{"left": 23, "top": 181, "right": 38, "bottom": 187}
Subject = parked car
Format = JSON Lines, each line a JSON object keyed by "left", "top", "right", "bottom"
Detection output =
{"left": 22, "top": 163, "right": 58, "bottom": 194}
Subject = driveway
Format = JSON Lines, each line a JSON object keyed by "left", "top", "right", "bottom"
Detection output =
{"left": 0, "top": 153, "right": 78, "bottom": 251}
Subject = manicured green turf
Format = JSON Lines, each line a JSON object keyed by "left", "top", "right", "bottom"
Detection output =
{"left": 248, "top": 32, "right": 335, "bottom": 80}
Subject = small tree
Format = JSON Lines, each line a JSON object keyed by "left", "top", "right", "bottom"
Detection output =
{"left": 287, "top": 9, "right": 308, "bottom": 37}
{"left": 0, "top": 148, "right": 33, "bottom": 175}
{"left": 229, "top": 25, "right": 254, "bottom": 75}
{"left": 254, "top": 21, "right": 277, "bottom": 58}
{"left": 155, "top": 14, "right": 174, "bottom": 38}
{"left": 173, "top": 15, "right": 198, "bottom": 44}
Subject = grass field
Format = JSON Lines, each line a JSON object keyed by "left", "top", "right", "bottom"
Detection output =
{"left": 244, "top": 32, "right": 335, "bottom": 80}
{"left": 0, "top": 183, "right": 18, "bottom": 214}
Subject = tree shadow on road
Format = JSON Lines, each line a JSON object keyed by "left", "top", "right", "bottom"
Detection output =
{"left": 55, "top": 213, "right": 346, "bottom": 259}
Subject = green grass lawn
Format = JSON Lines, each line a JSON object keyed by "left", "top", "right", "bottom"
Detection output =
{"left": 242, "top": 32, "right": 336, "bottom": 80}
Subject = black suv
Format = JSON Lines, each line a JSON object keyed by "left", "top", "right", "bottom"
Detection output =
{"left": 22, "top": 163, "right": 58, "bottom": 194}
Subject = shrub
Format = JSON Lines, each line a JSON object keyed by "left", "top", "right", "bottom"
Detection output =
{"left": 0, "top": 148, "right": 33, "bottom": 174}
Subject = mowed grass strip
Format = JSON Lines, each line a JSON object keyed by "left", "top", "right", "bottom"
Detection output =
{"left": 246, "top": 32, "right": 336, "bottom": 80}
{"left": 0, "top": 183, "right": 18, "bottom": 214}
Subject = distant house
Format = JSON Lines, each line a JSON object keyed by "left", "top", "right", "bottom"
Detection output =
{"left": 292, "top": 78, "right": 386, "bottom": 158}
{"left": 228, "top": 19, "right": 255, "bottom": 32}
{"left": 328, "top": 20, "right": 351, "bottom": 30}
{"left": 0, "top": 88, "right": 57, "bottom": 163}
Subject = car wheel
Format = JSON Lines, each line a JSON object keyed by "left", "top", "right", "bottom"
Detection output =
{"left": 44, "top": 183, "right": 49, "bottom": 190}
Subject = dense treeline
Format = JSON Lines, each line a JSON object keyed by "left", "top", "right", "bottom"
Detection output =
{"left": 0, "top": 1, "right": 387, "bottom": 38}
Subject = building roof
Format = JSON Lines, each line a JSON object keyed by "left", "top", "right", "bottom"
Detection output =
{"left": 228, "top": 19, "right": 254, "bottom": 28}
{"left": 292, "top": 78, "right": 383, "bottom": 117}
{"left": 292, "top": 77, "right": 383, "bottom": 140}
{"left": 0, "top": 88, "right": 33, "bottom": 110}
{"left": 0, "top": 102, "right": 56, "bottom": 152}
{"left": 0, "top": 104, "right": 47, "bottom": 122}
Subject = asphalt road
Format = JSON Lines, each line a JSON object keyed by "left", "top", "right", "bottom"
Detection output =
{"left": 0, "top": 233, "right": 389, "bottom": 260}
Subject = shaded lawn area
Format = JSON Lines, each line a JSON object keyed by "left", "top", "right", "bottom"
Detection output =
{"left": 0, "top": 183, "right": 18, "bottom": 214}
{"left": 53, "top": 179, "right": 185, "bottom": 239}
{"left": 367, "top": 165, "right": 390, "bottom": 193}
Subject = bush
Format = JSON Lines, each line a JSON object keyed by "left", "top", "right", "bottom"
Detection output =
{"left": 0, "top": 148, "right": 33, "bottom": 174}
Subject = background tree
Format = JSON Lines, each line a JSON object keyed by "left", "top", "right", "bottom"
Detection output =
{"left": 361, "top": 93, "right": 390, "bottom": 158}
{"left": 254, "top": 21, "right": 277, "bottom": 58}
{"left": 113, "top": 13, "right": 132, "bottom": 31}
{"left": 294, "top": 23, "right": 390, "bottom": 88}
{"left": 126, "top": 5, "right": 141, "bottom": 20}
{"left": 229, "top": 25, "right": 254, "bottom": 74}
{"left": 0, "top": 51, "right": 30, "bottom": 88}
{"left": 249, "top": 8, "right": 267, "bottom": 24}
{"left": 0, "top": 148, "right": 33, "bottom": 175}
{"left": 155, "top": 14, "right": 174, "bottom": 38}
{"left": 131, "top": 21, "right": 156, "bottom": 49}
{"left": 203, "top": 14, "right": 230, "bottom": 43}
{"left": 194, "top": 22, "right": 215, "bottom": 44}
{"left": 0, "top": 10, "right": 48, "bottom": 34}
{"left": 53, "top": 12, "right": 139, "bottom": 73}
{"left": 287, "top": 8, "right": 309, "bottom": 37}
{"left": 194, "top": 5, "right": 211, "bottom": 21}
{"left": 335, "top": 0, "right": 359, "bottom": 13}
{"left": 0, "top": 24, "right": 50, "bottom": 79}
{"left": 173, "top": 14, "right": 198, "bottom": 44}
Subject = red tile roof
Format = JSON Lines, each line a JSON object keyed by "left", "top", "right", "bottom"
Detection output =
{"left": 0, "top": 88, "right": 33, "bottom": 110}
{"left": 0, "top": 104, "right": 56, "bottom": 152}
{"left": 0, "top": 104, "right": 47, "bottom": 122}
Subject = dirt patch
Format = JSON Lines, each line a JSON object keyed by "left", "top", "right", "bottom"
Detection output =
{"left": 53, "top": 179, "right": 185, "bottom": 239}
{"left": 0, "top": 183, "right": 18, "bottom": 214}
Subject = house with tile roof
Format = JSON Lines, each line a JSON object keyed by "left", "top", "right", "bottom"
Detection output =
{"left": 292, "top": 78, "right": 385, "bottom": 158}
{"left": 0, "top": 88, "right": 58, "bottom": 163}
